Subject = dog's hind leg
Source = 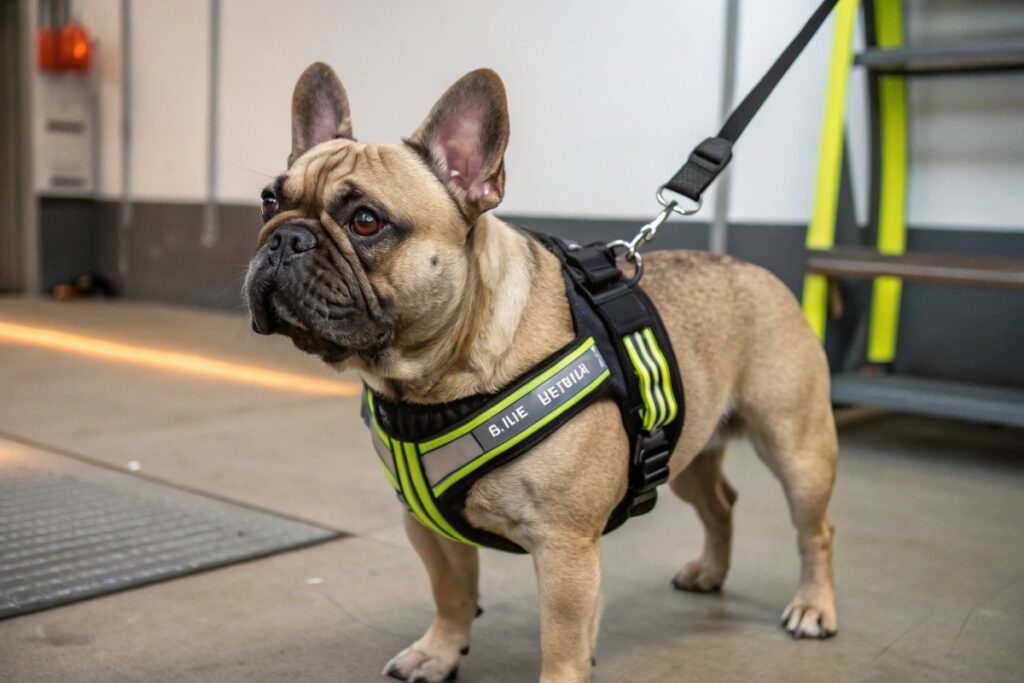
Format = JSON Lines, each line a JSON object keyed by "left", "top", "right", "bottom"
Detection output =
{"left": 741, "top": 370, "right": 839, "bottom": 639}
{"left": 384, "top": 511, "right": 480, "bottom": 682}
{"left": 669, "top": 427, "right": 737, "bottom": 593}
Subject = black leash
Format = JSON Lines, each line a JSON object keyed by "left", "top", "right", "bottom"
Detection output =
{"left": 611, "top": 0, "right": 840, "bottom": 269}
{"left": 661, "top": 0, "right": 840, "bottom": 205}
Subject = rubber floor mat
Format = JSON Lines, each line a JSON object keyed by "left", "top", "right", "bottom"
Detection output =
{"left": 0, "top": 443, "right": 342, "bottom": 619}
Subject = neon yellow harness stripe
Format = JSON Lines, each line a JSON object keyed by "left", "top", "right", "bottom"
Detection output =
{"left": 624, "top": 336, "right": 657, "bottom": 431}
{"left": 802, "top": 0, "right": 860, "bottom": 339}
{"left": 634, "top": 332, "right": 669, "bottom": 427}
{"left": 391, "top": 437, "right": 457, "bottom": 541}
{"left": 420, "top": 337, "right": 598, "bottom": 453}
{"left": 432, "top": 368, "right": 611, "bottom": 497}
{"left": 867, "top": 0, "right": 907, "bottom": 363}
{"left": 643, "top": 328, "right": 678, "bottom": 426}
{"left": 402, "top": 442, "right": 478, "bottom": 545}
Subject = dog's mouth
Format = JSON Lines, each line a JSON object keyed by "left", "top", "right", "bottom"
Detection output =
{"left": 247, "top": 285, "right": 354, "bottom": 365}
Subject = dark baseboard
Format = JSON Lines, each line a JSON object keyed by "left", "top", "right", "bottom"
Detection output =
{"left": 37, "top": 197, "right": 1024, "bottom": 386}
{"left": 38, "top": 198, "right": 99, "bottom": 292}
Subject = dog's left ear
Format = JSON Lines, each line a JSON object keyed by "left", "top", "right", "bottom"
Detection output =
{"left": 289, "top": 62, "right": 353, "bottom": 167}
{"left": 408, "top": 69, "right": 510, "bottom": 221}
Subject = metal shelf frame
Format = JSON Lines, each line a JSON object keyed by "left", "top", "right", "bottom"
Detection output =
{"left": 855, "top": 42, "right": 1024, "bottom": 75}
{"left": 801, "top": 0, "right": 1024, "bottom": 426}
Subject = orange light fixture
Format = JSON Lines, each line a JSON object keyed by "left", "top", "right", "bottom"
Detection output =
{"left": 37, "top": 22, "right": 92, "bottom": 73}
{"left": 58, "top": 23, "right": 92, "bottom": 72}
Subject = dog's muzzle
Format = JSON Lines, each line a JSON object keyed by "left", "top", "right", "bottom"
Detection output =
{"left": 243, "top": 222, "right": 393, "bottom": 364}
{"left": 246, "top": 223, "right": 319, "bottom": 336}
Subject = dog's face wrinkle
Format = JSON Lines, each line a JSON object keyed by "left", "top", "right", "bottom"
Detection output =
{"left": 308, "top": 266, "right": 352, "bottom": 307}
{"left": 272, "top": 299, "right": 306, "bottom": 331}
{"left": 308, "top": 146, "right": 350, "bottom": 212}
{"left": 299, "top": 247, "right": 361, "bottom": 321}
{"left": 319, "top": 223, "right": 378, "bottom": 319}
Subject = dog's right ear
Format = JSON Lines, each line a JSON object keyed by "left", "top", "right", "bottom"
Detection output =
{"left": 289, "top": 62, "right": 353, "bottom": 167}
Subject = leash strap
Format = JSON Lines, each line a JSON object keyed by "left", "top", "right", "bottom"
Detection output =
{"left": 661, "top": 0, "right": 840, "bottom": 203}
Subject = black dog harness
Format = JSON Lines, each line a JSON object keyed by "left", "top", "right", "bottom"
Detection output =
{"left": 361, "top": 232, "right": 684, "bottom": 553}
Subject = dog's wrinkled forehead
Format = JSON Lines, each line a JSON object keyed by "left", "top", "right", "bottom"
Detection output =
{"left": 276, "top": 138, "right": 460, "bottom": 229}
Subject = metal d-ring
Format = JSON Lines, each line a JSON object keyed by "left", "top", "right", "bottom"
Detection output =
{"left": 607, "top": 239, "right": 645, "bottom": 287}
{"left": 625, "top": 249, "right": 644, "bottom": 286}
{"left": 656, "top": 186, "right": 703, "bottom": 215}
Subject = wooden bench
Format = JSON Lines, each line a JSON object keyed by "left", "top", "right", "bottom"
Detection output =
{"left": 806, "top": 246, "right": 1024, "bottom": 290}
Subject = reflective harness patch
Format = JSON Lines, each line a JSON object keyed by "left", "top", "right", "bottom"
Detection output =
{"left": 623, "top": 328, "right": 678, "bottom": 432}
{"left": 363, "top": 337, "right": 611, "bottom": 545}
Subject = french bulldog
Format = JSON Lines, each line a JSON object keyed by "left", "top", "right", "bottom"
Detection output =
{"left": 244, "top": 62, "right": 838, "bottom": 683}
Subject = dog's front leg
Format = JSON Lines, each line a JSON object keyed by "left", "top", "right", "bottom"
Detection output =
{"left": 385, "top": 511, "right": 479, "bottom": 682}
{"left": 533, "top": 537, "right": 601, "bottom": 683}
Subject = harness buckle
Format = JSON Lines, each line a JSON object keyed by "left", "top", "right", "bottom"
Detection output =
{"left": 634, "top": 428, "right": 672, "bottom": 493}
{"left": 623, "top": 428, "right": 672, "bottom": 519}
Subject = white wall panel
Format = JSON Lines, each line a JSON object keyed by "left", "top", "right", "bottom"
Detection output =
{"left": 217, "top": 0, "right": 725, "bottom": 220}
{"left": 73, "top": 0, "right": 122, "bottom": 196}
{"left": 66, "top": 0, "right": 1024, "bottom": 231}
{"left": 727, "top": 0, "right": 837, "bottom": 225}
{"left": 128, "top": 0, "right": 209, "bottom": 200}
{"left": 905, "top": 72, "right": 1024, "bottom": 231}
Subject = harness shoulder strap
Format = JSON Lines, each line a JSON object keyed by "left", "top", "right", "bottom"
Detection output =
{"left": 533, "top": 234, "right": 685, "bottom": 529}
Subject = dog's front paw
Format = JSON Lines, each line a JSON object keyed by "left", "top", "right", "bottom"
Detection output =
{"left": 781, "top": 593, "right": 837, "bottom": 639}
{"left": 384, "top": 644, "right": 461, "bottom": 683}
{"left": 671, "top": 559, "right": 726, "bottom": 593}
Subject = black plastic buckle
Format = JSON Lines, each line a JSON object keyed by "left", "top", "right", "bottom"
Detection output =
{"left": 564, "top": 243, "right": 622, "bottom": 292}
{"left": 634, "top": 428, "right": 672, "bottom": 493}
{"left": 625, "top": 429, "right": 672, "bottom": 519}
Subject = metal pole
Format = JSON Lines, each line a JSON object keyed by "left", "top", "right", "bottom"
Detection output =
{"left": 201, "top": 0, "right": 220, "bottom": 248}
{"left": 118, "top": 0, "right": 131, "bottom": 281}
{"left": 17, "top": 0, "right": 40, "bottom": 293}
{"left": 709, "top": 0, "right": 740, "bottom": 255}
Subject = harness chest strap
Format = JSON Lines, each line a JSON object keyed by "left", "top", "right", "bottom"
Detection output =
{"left": 359, "top": 233, "right": 685, "bottom": 552}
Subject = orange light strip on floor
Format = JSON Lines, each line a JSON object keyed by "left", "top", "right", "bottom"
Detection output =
{"left": 0, "top": 321, "right": 361, "bottom": 397}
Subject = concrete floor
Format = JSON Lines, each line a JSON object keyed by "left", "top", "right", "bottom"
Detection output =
{"left": 0, "top": 296, "right": 1022, "bottom": 682}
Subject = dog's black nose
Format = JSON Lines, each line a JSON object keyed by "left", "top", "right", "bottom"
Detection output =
{"left": 268, "top": 224, "right": 317, "bottom": 259}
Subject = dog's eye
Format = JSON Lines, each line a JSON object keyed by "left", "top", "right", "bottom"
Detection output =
{"left": 260, "top": 190, "right": 278, "bottom": 219}
{"left": 351, "top": 208, "right": 382, "bottom": 237}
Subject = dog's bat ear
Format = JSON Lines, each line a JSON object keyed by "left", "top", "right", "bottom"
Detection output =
{"left": 289, "top": 62, "right": 353, "bottom": 166}
{"left": 408, "top": 69, "right": 510, "bottom": 221}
